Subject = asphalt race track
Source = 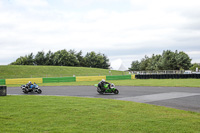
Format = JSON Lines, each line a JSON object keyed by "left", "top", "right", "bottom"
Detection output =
{"left": 7, "top": 86, "right": 200, "bottom": 112}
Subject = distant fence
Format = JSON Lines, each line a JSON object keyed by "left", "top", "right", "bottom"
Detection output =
{"left": 135, "top": 74, "right": 200, "bottom": 79}
{"left": 132, "top": 70, "right": 190, "bottom": 74}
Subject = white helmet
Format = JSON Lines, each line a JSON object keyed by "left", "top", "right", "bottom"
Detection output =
{"left": 29, "top": 81, "right": 31, "bottom": 83}
{"left": 110, "top": 83, "right": 115, "bottom": 88}
{"left": 101, "top": 79, "right": 105, "bottom": 82}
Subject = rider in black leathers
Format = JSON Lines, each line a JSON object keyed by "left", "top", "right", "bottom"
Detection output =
{"left": 98, "top": 79, "right": 111, "bottom": 91}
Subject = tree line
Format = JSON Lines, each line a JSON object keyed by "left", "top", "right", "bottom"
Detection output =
{"left": 10, "top": 49, "right": 110, "bottom": 69}
{"left": 129, "top": 50, "right": 192, "bottom": 71}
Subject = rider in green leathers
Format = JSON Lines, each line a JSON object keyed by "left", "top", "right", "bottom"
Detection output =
{"left": 98, "top": 79, "right": 111, "bottom": 91}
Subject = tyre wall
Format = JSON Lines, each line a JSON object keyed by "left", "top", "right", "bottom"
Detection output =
{"left": 0, "top": 86, "right": 7, "bottom": 96}
{"left": 135, "top": 74, "right": 200, "bottom": 79}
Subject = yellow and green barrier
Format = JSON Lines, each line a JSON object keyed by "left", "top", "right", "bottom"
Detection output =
{"left": 131, "top": 75, "right": 135, "bottom": 79}
{"left": 43, "top": 77, "right": 76, "bottom": 83}
{"left": 5, "top": 78, "right": 43, "bottom": 85}
{"left": 76, "top": 76, "right": 106, "bottom": 82}
{"left": 2, "top": 75, "right": 135, "bottom": 85}
{"left": 106, "top": 75, "right": 131, "bottom": 80}
{"left": 0, "top": 79, "right": 5, "bottom": 85}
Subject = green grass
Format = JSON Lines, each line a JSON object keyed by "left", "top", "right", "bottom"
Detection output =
{"left": 0, "top": 65, "right": 125, "bottom": 79}
{"left": 6, "top": 79, "right": 200, "bottom": 87}
{"left": 0, "top": 95, "right": 200, "bottom": 133}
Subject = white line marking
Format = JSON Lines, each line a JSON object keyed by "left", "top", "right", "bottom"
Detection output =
{"left": 116, "top": 92, "right": 200, "bottom": 103}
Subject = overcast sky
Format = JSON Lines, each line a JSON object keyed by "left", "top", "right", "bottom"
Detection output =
{"left": 0, "top": 0, "right": 200, "bottom": 67}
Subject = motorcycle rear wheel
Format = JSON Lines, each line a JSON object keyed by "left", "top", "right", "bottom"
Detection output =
{"left": 23, "top": 88, "right": 29, "bottom": 94}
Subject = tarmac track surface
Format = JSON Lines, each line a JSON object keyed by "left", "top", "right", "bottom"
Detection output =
{"left": 8, "top": 86, "right": 200, "bottom": 112}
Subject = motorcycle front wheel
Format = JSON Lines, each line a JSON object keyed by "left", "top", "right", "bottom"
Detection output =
{"left": 114, "top": 89, "right": 119, "bottom": 94}
{"left": 37, "top": 89, "right": 42, "bottom": 94}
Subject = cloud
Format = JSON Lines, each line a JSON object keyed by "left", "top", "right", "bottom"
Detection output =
{"left": 130, "top": 0, "right": 200, "bottom": 10}
{"left": 14, "top": 0, "right": 49, "bottom": 7}
{"left": 0, "top": 0, "right": 200, "bottom": 66}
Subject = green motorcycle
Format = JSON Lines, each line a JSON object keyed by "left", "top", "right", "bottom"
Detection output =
{"left": 94, "top": 83, "right": 119, "bottom": 94}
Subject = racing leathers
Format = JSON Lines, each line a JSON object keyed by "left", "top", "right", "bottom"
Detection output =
{"left": 98, "top": 80, "right": 111, "bottom": 91}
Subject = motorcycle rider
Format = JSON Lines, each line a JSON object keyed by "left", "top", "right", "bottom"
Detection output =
{"left": 26, "top": 81, "right": 33, "bottom": 88}
{"left": 98, "top": 79, "right": 111, "bottom": 91}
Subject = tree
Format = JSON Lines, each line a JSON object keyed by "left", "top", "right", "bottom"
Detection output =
{"left": 160, "top": 50, "right": 177, "bottom": 70}
{"left": 76, "top": 50, "right": 85, "bottom": 67}
{"left": 68, "top": 50, "right": 79, "bottom": 66}
{"left": 34, "top": 51, "right": 46, "bottom": 65}
{"left": 10, "top": 49, "right": 110, "bottom": 69}
{"left": 129, "top": 60, "right": 140, "bottom": 71}
{"left": 10, "top": 53, "right": 34, "bottom": 65}
{"left": 176, "top": 51, "right": 192, "bottom": 70}
{"left": 139, "top": 55, "right": 150, "bottom": 70}
{"left": 10, "top": 56, "right": 27, "bottom": 65}
{"left": 85, "top": 51, "right": 97, "bottom": 67}
{"left": 129, "top": 50, "right": 192, "bottom": 71}
{"left": 190, "top": 63, "right": 200, "bottom": 71}
{"left": 53, "top": 50, "right": 68, "bottom": 66}
{"left": 84, "top": 51, "right": 110, "bottom": 69}
{"left": 101, "top": 54, "right": 110, "bottom": 69}
{"left": 45, "top": 50, "right": 54, "bottom": 65}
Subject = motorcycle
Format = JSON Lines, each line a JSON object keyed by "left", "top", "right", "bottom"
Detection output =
{"left": 94, "top": 83, "right": 119, "bottom": 94}
{"left": 21, "top": 83, "right": 42, "bottom": 94}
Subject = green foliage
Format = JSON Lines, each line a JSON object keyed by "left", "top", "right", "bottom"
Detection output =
{"left": 1, "top": 95, "right": 200, "bottom": 132}
{"left": 129, "top": 50, "right": 192, "bottom": 71}
{"left": 129, "top": 60, "right": 140, "bottom": 71}
{"left": 35, "top": 51, "right": 46, "bottom": 65}
{"left": 190, "top": 63, "right": 200, "bottom": 71}
{"left": 85, "top": 51, "right": 110, "bottom": 68}
{"left": 10, "top": 53, "right": 34, "bottom": 65}
{"left": 10, "top": 49, "right": 110, "bottom": 69}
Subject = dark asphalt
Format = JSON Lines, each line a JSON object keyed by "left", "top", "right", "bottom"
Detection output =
{"left": 7, "top": 86, "right": 200, "bottom": 112}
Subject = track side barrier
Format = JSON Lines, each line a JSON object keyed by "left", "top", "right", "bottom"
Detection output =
{"left": 43, "top": 77, "right": 76, "bottom": 83}
{"left": 4, "top": 75, "right": 135, "bottom": 85}
{"left": 76, "top": 76, "right": 106, "bottom": 82}
{"left": 6, "top": 78, "right": 43, "bottom": 85}
{"left": 106, "top": 75, "right": 131, "bottom": 80}
{"left": 0, "top": 79, "right": 5, "bottom": 85}
{"left": 131, "top": 75, "right": 135, "bottom": 79}
{"left": 135, "top": 74, "right": 200, "bottom": 79}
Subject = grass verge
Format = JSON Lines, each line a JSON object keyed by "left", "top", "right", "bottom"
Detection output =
{"left": 0, "top": 95, "right": 200, "bottom": 133}
{"left": 0, "top": 65, "right": 124, "bottom": 79}
{"left": 6, "top": 79, "right": 200, "bottom": 87}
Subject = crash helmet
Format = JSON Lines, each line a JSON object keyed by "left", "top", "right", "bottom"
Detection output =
{"left": 101, "top": 79, "right": 105, "bottom": 82}
{"left": 29, "top": 81, "right": 31, "bottom": 83}
{"left": 110, "top": 83, "right": 115, "bottom": 88}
